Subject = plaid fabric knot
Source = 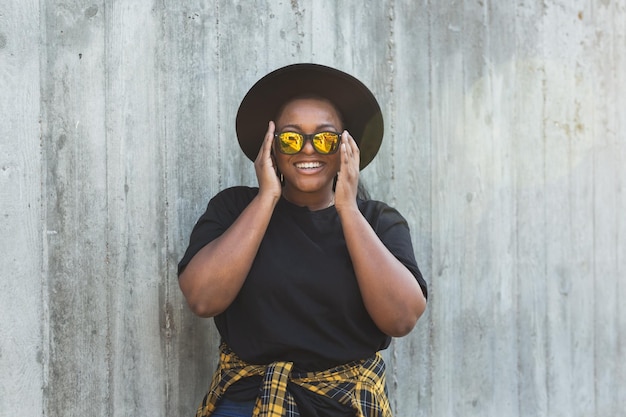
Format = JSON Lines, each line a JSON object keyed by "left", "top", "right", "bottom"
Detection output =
{"left": 196, "top": 343, "right": 392, "bottom": 417}
{"left": 254, "top": 361, "right": 297, "bottom": 416}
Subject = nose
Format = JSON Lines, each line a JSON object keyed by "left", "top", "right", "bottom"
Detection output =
{"left": 300, "top": 137, "right": 316, "bottom": 154}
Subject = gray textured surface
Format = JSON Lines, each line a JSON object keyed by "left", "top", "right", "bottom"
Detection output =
{"left": 1, "top": 1, "right": 624, "bottom": 416}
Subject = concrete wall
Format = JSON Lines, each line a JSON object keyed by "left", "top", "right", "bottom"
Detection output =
{"left": 1, "top": 1, "right": 624, "bottom": 416}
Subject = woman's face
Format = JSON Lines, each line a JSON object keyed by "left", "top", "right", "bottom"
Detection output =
{"left": 274, "top": 98, "right": 343, "bottom": 196}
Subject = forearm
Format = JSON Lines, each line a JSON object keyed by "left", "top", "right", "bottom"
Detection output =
{"left": 338, "top": 207, "right": 426, "bottom": 336}
{"left": 179, "top": 193, "right": 278, "bottom": 317}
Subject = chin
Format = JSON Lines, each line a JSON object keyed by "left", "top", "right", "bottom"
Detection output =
{"left": 290, "top": 178, "right": 331, "bottom": 193}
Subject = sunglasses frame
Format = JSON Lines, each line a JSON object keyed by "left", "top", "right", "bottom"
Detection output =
{"left": 273, "top": 131, "right": 343, "bottom": 155}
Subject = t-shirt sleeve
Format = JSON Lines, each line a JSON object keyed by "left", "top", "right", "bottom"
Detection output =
{"left": 360, "top": 200, "right": 428, "bottom": 299}
{"left": 178, "top": 186, "right": 257, "bottom": 275}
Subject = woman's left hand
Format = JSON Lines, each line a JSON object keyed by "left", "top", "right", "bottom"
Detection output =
{"left": 334, "top": 130, "right": 426, "bottom": 336}
{"left": 334, "top": 130, "right": 360, "bottom": 210}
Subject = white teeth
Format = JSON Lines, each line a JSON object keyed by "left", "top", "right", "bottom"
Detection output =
{"left": 295, "top": 162, "right": 322, "bottom": 169}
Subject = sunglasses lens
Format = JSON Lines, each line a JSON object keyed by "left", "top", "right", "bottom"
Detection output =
{"left": 278, "top": 132, "right": 303, "bottom": 154}
{"left": 313, "top": 132, "right": 340, "bottom": 154}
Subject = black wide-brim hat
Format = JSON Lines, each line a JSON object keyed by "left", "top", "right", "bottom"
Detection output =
{"left": 236, "top": 63, "right": 384, "bottom": 170}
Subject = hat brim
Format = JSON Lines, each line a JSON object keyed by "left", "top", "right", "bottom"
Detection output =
{"left": 235, "top": 63, "right": 383, "bottom": 170}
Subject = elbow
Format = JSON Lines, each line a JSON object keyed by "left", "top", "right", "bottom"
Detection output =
{"left": 179, "top": 272, "right": 225, "bottom": 318}
{"left": 383, "top": 294, "right": 427, "bottom": 337}
{"left": 385, "top": 321, "right": 415, "bottom": 338}
{"left": 182, "top": 289, "right": 227, "bottom": 318}
{"left": 186, "top": 299, "right": 219, "bottom": 318}
{"left": 385, "top": 314, "right": 420, "bottom": 337}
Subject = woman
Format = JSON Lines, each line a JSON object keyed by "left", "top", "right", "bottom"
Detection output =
{"left": 178, "top": 64, "right": 428, "bottom": 417}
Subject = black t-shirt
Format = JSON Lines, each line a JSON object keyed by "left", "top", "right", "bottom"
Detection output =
{"left": 178, "top": 186, "right": 427, "bottom": 410}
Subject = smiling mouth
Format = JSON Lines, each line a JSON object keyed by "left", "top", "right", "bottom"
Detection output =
{"left": 295, "top": 161, "right": 323, "bottom": 169}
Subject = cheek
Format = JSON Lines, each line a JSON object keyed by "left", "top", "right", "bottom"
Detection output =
{"left": 274, "top": 153, "right": 290, "bottom": 173}
{"left": 329, "top": 154, "right": 341, "bottom": 171}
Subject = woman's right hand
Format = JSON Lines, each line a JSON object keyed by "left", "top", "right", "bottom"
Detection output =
{"left": 254, "top": 121, "right": 282, "bottom": 201}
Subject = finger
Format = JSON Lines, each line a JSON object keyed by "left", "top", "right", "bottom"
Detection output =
{"left": 340, "top": 139, "right": 349, "bottom": 166}
{"left": 257, "top": 121, "right": 275, "bottom": 160}
{"left": 340, "top": 131, "right": 350, "bottom": 160}
{"left": 345, "top": 130, "right": 359, "bottom": 154}
{"left": 342, "top": 131, "right": 359, "bottom": 166}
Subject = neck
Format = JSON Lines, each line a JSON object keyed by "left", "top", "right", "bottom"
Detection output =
{"left": 282, "top": 187, "right": 335, "bottom": 211}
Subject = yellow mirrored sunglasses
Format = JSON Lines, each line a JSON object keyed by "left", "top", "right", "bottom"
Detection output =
{"left": 274, "top": 131, "right": 342, "bottom": 155}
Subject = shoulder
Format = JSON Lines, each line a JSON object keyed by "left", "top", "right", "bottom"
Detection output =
{"left": 357, "top": 199, "right": 409, "bottom": 231}
{"left": 196, "top": 186, "right": 259, "bottom": 224}
{"left": 210, "top": 186, "right": 259, "bottom": 208}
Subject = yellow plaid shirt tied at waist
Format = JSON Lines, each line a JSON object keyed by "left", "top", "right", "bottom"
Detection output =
{"left": 196, "top": 343, "right": 393, "bottom": 417}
